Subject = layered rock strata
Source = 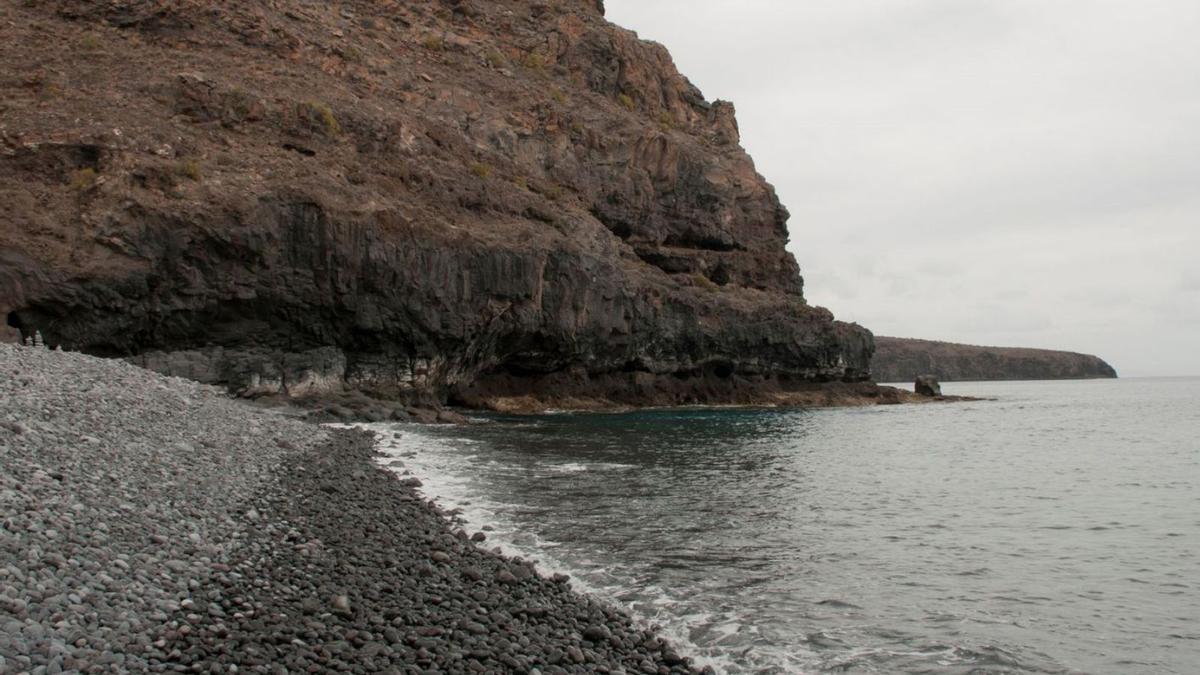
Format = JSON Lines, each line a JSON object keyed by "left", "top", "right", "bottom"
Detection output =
{"left": 0, "top": 0, "right": 872, "bottom": 409}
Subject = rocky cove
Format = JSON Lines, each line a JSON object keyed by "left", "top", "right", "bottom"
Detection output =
{"left": 0, "top": 0, "right": 967, "bottom": 670}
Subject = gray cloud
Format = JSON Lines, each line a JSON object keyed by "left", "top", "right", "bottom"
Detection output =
{"left": 607, "top": 0, "right": 1200, "bottom": 375}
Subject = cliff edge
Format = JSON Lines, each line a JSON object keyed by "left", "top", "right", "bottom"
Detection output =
{"left": 0, "top": 0, "right": 874, "bottom": 410}
{"left": 873, "top": 337, "right": 1117, "bottom": 382}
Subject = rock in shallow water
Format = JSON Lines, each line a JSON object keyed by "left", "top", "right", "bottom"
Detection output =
{"left": 915, "top": 374, "right": 942, "bottom": 397}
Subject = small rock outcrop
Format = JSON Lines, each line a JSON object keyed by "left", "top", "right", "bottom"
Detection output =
{"left": 914, "top": 374, "right": 941, "bottom": 397}
{"left": 873, "top": 337, "right": 1117, "bottom": 382}
{"left": 0, "top": 0, "right": 873, "bottom": 410}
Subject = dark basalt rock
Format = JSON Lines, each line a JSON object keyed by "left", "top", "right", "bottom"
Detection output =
{"left": 0, "top": 0, "right": 873, "bottom": 410}
{"left": 914, "top": 374, "right": 942, "bottom": 397}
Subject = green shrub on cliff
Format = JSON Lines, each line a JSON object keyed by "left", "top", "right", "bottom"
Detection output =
{"left": 522, "top": 53, "right": 546, "bottom": 72}
{"left": 691, "top": 273, "right": 718, "bottom": 291}
{"left": 69, "top": 168, "right": 96, "bottom": 190}
{"left": 300, "top": 101, "right": 340, "bottom": 137}
{"left": 484, "top": 49, "right": 507, "bottom": 68}
{"left": 178, "top": 160, "right": 202, "bottom": 181}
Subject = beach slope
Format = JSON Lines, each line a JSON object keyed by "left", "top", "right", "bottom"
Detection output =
{"left": 0, "top": 343, "right": 702, "bottom": 673}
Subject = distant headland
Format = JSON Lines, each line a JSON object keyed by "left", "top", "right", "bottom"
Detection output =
{"left": 872, "top": 336, "right": 1118, "bottom": 383}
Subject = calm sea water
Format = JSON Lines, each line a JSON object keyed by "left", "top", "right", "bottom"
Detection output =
{"left": 372, "top": 378, "right": 1200, "bottom": 674}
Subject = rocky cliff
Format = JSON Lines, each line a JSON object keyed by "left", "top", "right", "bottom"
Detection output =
{"left": 872, "top": 337, "right": 1117, "bottom": 383}
{"left": 0, "top": 0, "right": 875, "bottom": 410}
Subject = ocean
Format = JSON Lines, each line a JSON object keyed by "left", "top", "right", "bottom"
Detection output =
{"left": 371, "top": 378, "right": 1200, "bottom": 674}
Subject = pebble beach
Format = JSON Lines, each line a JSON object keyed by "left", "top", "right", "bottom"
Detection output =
{"left": 0, "top": 344, "right": 702, "bottom": 674}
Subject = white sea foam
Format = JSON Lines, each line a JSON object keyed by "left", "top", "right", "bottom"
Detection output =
{"left": 360, "top": 422, "right": 746, "bottom": 674}
{"left": 545, "top": 461, "right": 638, "bottom": 474}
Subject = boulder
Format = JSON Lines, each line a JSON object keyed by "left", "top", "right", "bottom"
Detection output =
{"left": 435, "top": 409, "right": 468, "bottom": 425}
{"left": 914, "top": 375, "right": 942, "bottom": 397}
{"left": 406, "top": 408, "right": 439, "bottom": 425}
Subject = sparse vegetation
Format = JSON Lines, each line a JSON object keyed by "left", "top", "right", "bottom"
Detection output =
{"left": 484, "top": 49, "right": 507, "bottom": 68}
{"left": 513, "top": 176, "right": 528, "bottom": 190}
{"left": 79, "top": 34, "right": 102, "bottom": 51}
{"left": 617, "top": 93, "right": 635, "bottom": 111}
{"left": 178, "top": 160, "right": 202, "bottom": 181}
{"left": 68, "top": 168, "right": 96, "bottom": 190}
{"left": 470, "top": 162, "right": 493, "bottom": 179}
{"left": 543, "top": 184, "right": 563, "bottom": 201}
{"left": 550, "top": 88, "right": 567, "bottom": 104}
{"left": 422, "top": 35, "right": 443, "bottom": 51}
{"left": 691, "top": 272, "right": 718, "bottom": 291}
{"left": 522, "top": 53, "right": 546, "bottom": 72}
{"left": 657, "top": 111, "right": 674, "bottom": 130}
{"left": 301, "top": 101, "right": 340, "bottom": 137}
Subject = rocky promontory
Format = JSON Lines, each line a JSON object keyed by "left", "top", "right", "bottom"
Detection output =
{"left": 0, "top": 0, "right": 875, "bottom": 411}
{"left": 872, "top": 336, "right": 1118, "bottom": 382}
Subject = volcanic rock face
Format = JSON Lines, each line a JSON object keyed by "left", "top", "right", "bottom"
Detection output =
{"left": 873, "top": 337, "right": 1118, "bottom": 383}
{"left": 0, "top": 0, "right": 872, "bottom": 408}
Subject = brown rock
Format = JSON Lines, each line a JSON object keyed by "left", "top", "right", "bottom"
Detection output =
{"left": 0, "top": 0, "right": 873, "bottom": 412}
{"left": 435, "top": 409, "right": 468, "bottom": 425}
{"left": 406, "top": 408, "right": 439, "bottom": 425}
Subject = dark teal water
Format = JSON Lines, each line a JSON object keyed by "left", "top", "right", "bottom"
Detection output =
{"left": 374, "top": 378, "right": 1200, "bottom": 673}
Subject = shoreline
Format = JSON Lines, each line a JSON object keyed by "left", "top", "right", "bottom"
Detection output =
{"left": 473, "top": 387, "right": 982, "bottom": 415}
{"left": 0, "top": 344, "right": 706, "bottom": 673}
{"left": 160, "top": 427, "right": 707, "bottom": 674}
{"left": 369, "top": 425, "right": 751, "bottom": 673}
{"left": 280, "top": 382, "right": 984, "bottom": 425}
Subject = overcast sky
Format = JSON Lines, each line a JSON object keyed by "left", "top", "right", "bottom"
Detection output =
{"left": 606, "top": 1, "right": 1200, "bottom": 377}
